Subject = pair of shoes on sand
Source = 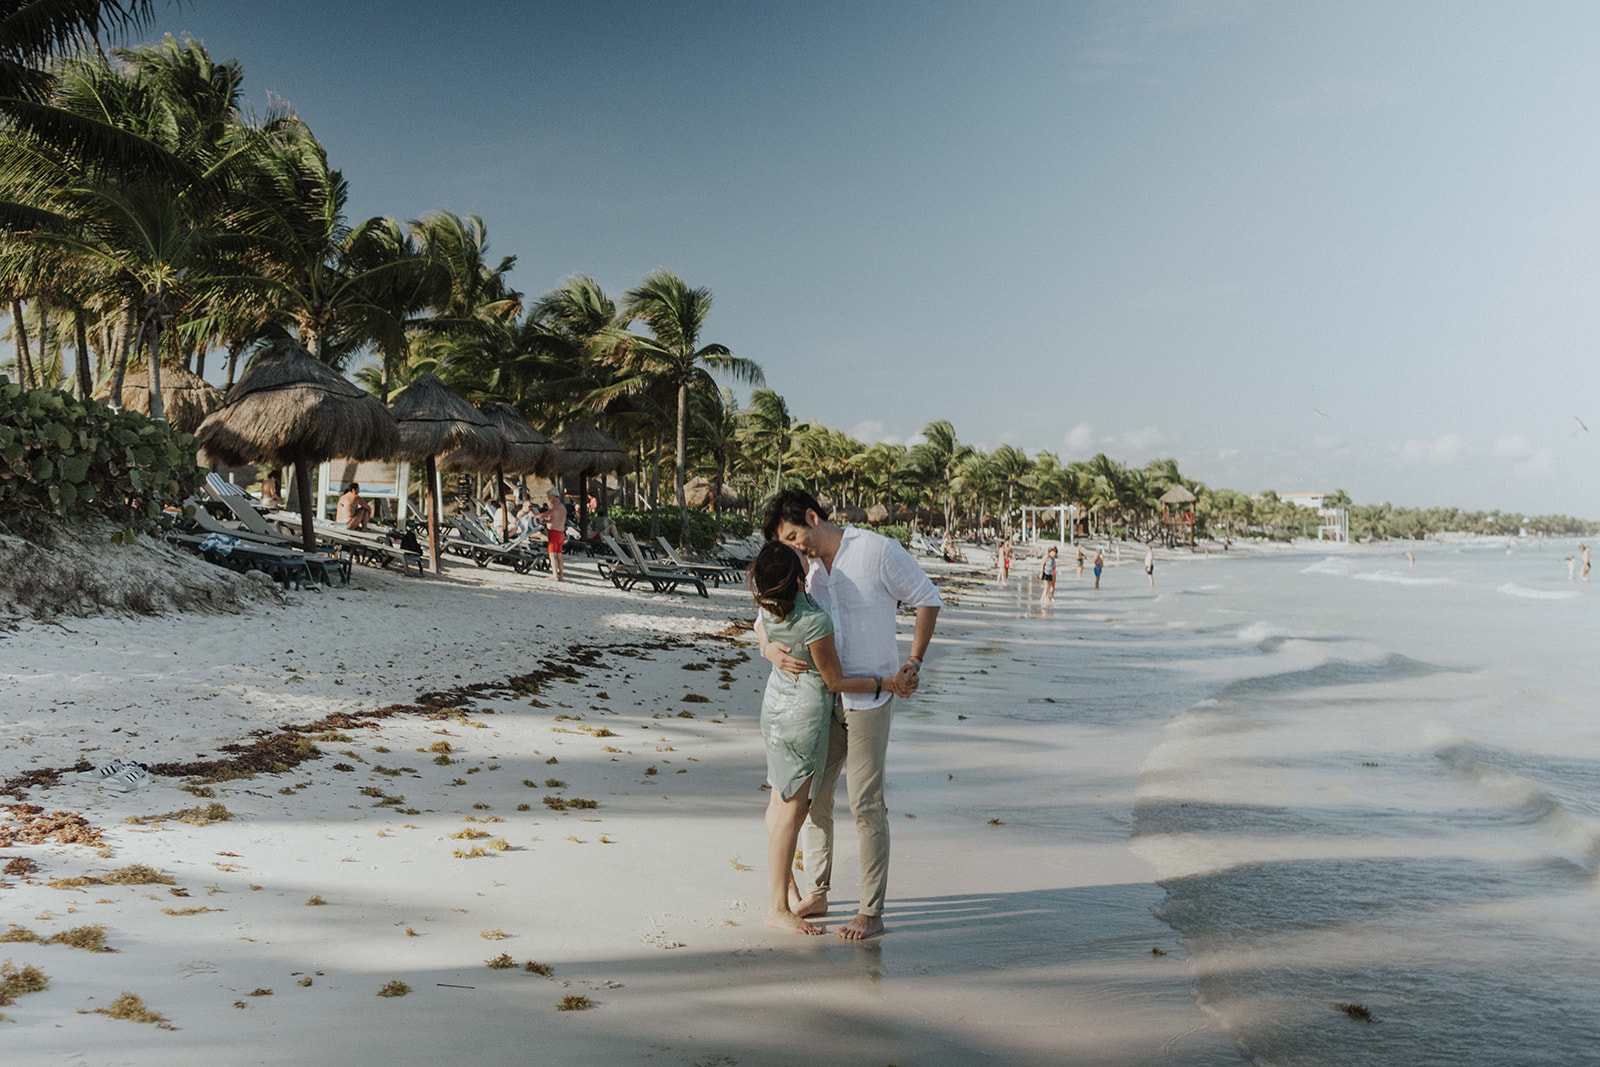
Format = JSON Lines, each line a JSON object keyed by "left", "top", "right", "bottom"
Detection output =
{"left": 82, "top": 757, "right": 151, "bottom": 793}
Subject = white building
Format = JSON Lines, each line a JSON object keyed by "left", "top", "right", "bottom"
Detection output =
{"left": 1279, "top": 491, "right": 1328, "bottom": 510}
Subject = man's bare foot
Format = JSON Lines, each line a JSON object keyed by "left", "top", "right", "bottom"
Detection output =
{"left": 837, "top": 913, "right": 884, "bottom": 940}
{"left": 788, "top": 885, "right": 829, "bottom": 918}
{"left": 764, "top": 908, "right": 823, "bottom": 936}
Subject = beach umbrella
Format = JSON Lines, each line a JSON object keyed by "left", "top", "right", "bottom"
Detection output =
{"left": 389, "top": 374, "right": 505, "bottom": 572}
{"left": 445, "top": 401, "right": 560, "bottom": 541}
{"left": 97, "top": 362, "right": 223, "bottom": 434}
{"left": 196, "top": 339, "right": 399, "bottom": 553}
{"left": 551, "top": 420, "right": 631, "bottom": 539}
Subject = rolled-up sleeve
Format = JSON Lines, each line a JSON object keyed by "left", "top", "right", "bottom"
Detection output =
{"left": 880, "top": 539, "right": 943, "bottom": 608}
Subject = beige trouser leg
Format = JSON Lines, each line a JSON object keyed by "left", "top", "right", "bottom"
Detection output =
{"left": 798, "top": 696, "right": 894, "bottom": 916}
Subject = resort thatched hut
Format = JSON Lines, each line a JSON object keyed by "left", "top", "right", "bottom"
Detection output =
{"left": 196, "top": 340, "right": 399, "bottom": 553}
{"left": 389, "top": 375, "right": 505, "bottom": 573}
{"left": 551, "top": 420, "right": 631, "bottom": 539}
{"left": 1159, "top": 484, "right": 1198, "bottom": 548}
{"left": 865, "top": 502, "right": 890, "bottom": 525}
{"left": 445, "top": 401, "right": 559, "bottom": 541}
{"left": 97, "top": 362, "right": 223, "bottom": 434}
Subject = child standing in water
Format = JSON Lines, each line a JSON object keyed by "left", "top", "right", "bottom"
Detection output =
{"left": 1039, "top": 546, "right": 1058, "bottom": 604}
{"left": 749, "top": 542, "right": 894, "bottom": 936}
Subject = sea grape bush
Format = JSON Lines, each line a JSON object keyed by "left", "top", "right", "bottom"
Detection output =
{"left": 0, "top": 375, "right": 199, "bottom": 537}
{"left": 607, "top": 505, "right": 752, "bottom": 552}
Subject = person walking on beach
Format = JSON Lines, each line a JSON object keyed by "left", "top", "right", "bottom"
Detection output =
{"left": 1565, "top": 556, "right": 1576, "bottom": 581}
{"left": 999, "top": 539, "right": 1013, "bottom": 586}
{"left": 1582, "top": 544, "right": 1591, "bottom": 583}
{"left": 1144, "top": 543, "right": 1155, "bottom": 588}
{"left": 748, "top": 542, "right": 908, "bottom": 936}
{"left": 1093, "top": 546, "right": 1105, "bottom": 589}
{"left": 1040, "top": 545, "right": 1058, "bottom": 604}
{"left": 1075, "top": 542, "right": 1086, "bottom": 578}
{"left": 538, "top": 489, "right": 568, "bottom": 581}
{"left": 758, "top": 489, "right": 942, "bottom": 940}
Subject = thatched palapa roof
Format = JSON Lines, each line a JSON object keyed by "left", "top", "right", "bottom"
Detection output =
{"left": 196, "top": 340, "right": 399, "bottom": 467}
{"left": 865, "top": 502, "right": 890, "bottom": 524}
{"left": 552, "top": 420, "right": 631, "bottom": 477}
{"left": 1159, "top": 484, "right": 1197, "bottom": 505}
{"left": 97, "top": 362, "right": 225, "bottom": 434}
{"left": 446, "top": 401, "right": 557, "bottom": 477}
{"left": 388, "top": 374, "right": 505, "bottom": 473}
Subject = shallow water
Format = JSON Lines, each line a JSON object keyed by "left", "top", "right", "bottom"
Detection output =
{"left": 973, "top": 542, "right": 1600, "bottom": 1065}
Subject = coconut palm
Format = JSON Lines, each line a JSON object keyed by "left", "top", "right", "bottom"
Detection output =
{"left": 739, "top": 387, "right": 791, "bottom": 496}
{"left": 621, "top": 271, "right": 763, "bottom": 545}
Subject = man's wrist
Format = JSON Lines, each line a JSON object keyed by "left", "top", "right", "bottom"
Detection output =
{"left": 908, "top": 655, "right": 923, "bottom": 672}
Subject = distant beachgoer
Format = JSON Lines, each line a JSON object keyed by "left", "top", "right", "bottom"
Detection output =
{"left": 1405, "top": 551, "right": 1415, "bottom": 568}
{"left": 1093, "top": 546, "right": 1105, "bottom": 590}
{"left": 1040, "top": 546, "right": 1058, "bottom": 604}
{"left": 759, "top": 488, "right": 942, "bottom": 941}
{"left": 1582, "top": 544, "right": 1591, "bottom": 583}
{"left": 1565, "top": 556, "right": 1576, "bottom": 581}
{"left": 515, "top": 499, "right": 536, "bottom": 538}
{"left": 1075, "top": 543, "right": 1086, "bottom": 578}
{"left": 259, "top": 472, "right": 284, "bottom": 509}
{"left": 538, "top": 489, "right": 568, "bottom": 581}
{"left": 999, "top": 540, "right": 1013, "bottom": 585}
{"left": 748, "top": 542, "right": 901, "bottom": 936}
{"left": 1144, "top": 544, "right": 1155, "bottom": 587}
{"left": 336, "top": 483, "right": 370, "bottom": 531}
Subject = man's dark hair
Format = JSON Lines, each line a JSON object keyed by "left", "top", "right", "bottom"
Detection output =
{"left": 762, "top": 489, "right": 828, "bottom": 541}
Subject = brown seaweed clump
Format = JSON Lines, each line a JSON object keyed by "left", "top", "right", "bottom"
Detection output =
{"left": 377, "top": 980, "right": 411, "bottom": 997}
{"left": 95, "top": 991, "right": 173, "bottom": 1028}
{"left": 486, "top": 953, "right": 516, "bottom": 969}
{"left": 46, "top": 925, "right": 112, "bottom": 952}
{"left": 2, "top": 856, "right": 39, "bottom": 877}
{"left": 557, "top": 994, "right": 591, "bottom": 1011}
{"left": 0, "top": 805, "right": 104, "bottom": 849}
{"left": 102, "top": 864, "right": 174, "bottom": 885}
{"left": 524, "top": 960, "right": 553, "bottom": 976}
{"left": 0, "top": 959, "right": 49, "bottom": 1004}
{"left": 1336, "top": 1002, "right": 1377, "bottom": 1022}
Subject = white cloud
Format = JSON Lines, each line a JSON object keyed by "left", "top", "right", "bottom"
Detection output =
{"left": 1514, "top": 449, "right": 1554, "bottom": 478}
{"left": 1105, "top": 426, "right": 1165, "bottom": 453}
{"left": 1397, "top": 433, "right": 1463, "bottom": 465}
{"left": 1493, "top": 434, "right": 1533, "bottom": 459}
{"left": 1217, "top": 448, "right": 1240, "bottom": 460}
{"left": 1062, "top": 422, "right": 1095, "bottom": 454}
{"left": 851, "top": 420, "right": 894, "bottom": 444}
{"left": 904, "top": 431, "right": 927, "bottom": 447}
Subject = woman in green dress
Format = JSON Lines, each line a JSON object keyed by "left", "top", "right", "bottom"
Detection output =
{"left": 749, "top": 542, "right": 890, "bottom": 935}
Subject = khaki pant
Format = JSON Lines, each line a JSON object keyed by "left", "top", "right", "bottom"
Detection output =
{"left": 798, "top": 696, "right": 893, "bottom": 916}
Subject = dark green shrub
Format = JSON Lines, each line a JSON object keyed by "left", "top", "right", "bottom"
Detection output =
{"left": 607, "top": 505, "right": 751, "bottom": 552}
{"left": 871, "top": 523, "right": 911, "bottom": 547}
{"left": 0, "top": 377, "right": 199, "bottom": 538}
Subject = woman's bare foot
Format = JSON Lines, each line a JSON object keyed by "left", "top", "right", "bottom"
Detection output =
{"left": 765, "top": 908, "right": 823, "bottom": 935}
{"left": 837, "top": 913, "right": 884, "bottom": 940}
{"left": 788, "top": 883, "right": 829, "bottom": 918}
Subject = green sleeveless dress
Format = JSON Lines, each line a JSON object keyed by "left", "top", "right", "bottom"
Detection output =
{"left": 759, "top": 591, "right": 836, "bottom": 801}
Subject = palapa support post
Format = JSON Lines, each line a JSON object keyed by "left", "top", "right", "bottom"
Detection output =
{"left": 293, "top": 457, "right": 316, "bottom": 554}
{"left": 425, "top": 455, "right": 441, "bottom": 573}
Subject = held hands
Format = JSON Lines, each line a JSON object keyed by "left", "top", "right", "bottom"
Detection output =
{"left": 890, "top": 661, "right": 921, "bottom": 698}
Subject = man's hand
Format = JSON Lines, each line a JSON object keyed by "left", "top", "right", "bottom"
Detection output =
{"left": 763, "top": 641, "right": 808, "bottom": 679}
{"left": 892, "top": 662, "right": 920, "bottom": 697}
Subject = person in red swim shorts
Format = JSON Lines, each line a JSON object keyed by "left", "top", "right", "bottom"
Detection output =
{"left": 539, "top": 489, "right": 568, "bottom": 581}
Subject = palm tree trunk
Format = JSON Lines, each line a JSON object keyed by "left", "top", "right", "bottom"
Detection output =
{"left": 11, "top": 299, "right": 34, "bottom": 388}
{"left": 35, "top": 298, "right": 49, "bottom": 389}
{"left": 225, "top": 339, "right": 243, "bottom": 389}
{"left": 293, "top": 457, "right": 317, "bottom": 554}
{"left": 146, "top": 316, "right": 166, "bottom": 422}
{"left": 649, "top": 426, "right": 663, "bottom": 540}
{"left": 107, "top": 302, "right": 136, "bottom": 404}
{"left": 73, "top": 307, "right": 91, "bottom": 398}
{"left": 712, "top": 452, "right": 726, "bottom": 536}
{"left": 675, "top": 382, "right": 690, "bottom": 547}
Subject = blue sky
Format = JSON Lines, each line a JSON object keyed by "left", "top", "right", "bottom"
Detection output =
{"left": 122, "top": 2, "right": 1600, "bottom": 513}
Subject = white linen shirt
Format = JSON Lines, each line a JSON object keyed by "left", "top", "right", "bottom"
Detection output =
{"left": 805, "top": 527, "right": 943, "bottom": 710}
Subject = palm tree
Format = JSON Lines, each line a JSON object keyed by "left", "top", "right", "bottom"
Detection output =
{"left": 989, "top": 444, "right": 1033, "bottom": 533}
{"left": 621, "top": 271, "right": 763, "bottom": 545}
{"left": 739, "top": 387, "right": 791, "bottom": 497}
{"left": 911, "top": 420, "right": 970, "bottom": 531}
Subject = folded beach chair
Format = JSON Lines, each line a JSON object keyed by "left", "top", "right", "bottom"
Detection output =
{"left": 186, "top": 498, "right": 301, "bottom": 549}
{"left": 622, "top": 534, "right": 708, "bottom": 597}
{"left": 205, "top": 472, "right": 252, "bottom": 499}
{"left": 655, "top": 537, "right": 740, "bottom": 587}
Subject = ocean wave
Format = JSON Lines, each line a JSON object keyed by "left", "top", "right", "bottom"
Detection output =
{"left": 1301, "top": 557, "right": 1351, "bottom": 576}
{"left": 1497, "top": 583, "right": 1581, "bottom": 601}
{"left": 1436, "top": 742, "right": 1600, "bottom": 870}
{"left": 1352, "top": 570, "right": 1453, "bottom": 586}
{"left": 1236, "top": 621, "right": 1285, "bottom": 646}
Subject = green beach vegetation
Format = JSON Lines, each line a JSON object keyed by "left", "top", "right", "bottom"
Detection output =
{"left": 1, "top": 7, "right": 1591, "bottom": 547}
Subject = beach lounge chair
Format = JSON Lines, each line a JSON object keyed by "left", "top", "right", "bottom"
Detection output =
{"left": 266, "top": 511, "right": 426, "bottom": 577}
{"left": 445, "top": 516, "right": 550, "bottom": 574}
{"left": 166, "top": 530, "right": 350, "bottom": 588}
{"left": 205, "top": 472, "right": 252, "bottom": 499}
{"left": 655, "top": 537, "right": 740, "bottom": 587}
{"left": 622, "top": 534, "right": 708, "bottom": 597}
{"left": 186, "top": 498, "right": 302, "bottom": 549}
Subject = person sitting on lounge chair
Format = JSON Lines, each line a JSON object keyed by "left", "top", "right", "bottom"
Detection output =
{"left": 260, "top": 472, "right": 284, "bottom": 508}
{"left": 337, "top": 483, "right": 371, "bottom": 531}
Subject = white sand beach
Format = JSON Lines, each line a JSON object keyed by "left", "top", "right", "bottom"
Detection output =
{"left": 0, "top": 550, "right": 1240, "bottom": 1067}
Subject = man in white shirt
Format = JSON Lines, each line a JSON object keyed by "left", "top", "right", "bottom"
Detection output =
{"left": 758, "top": 489, "right": 942, "bottom": 940}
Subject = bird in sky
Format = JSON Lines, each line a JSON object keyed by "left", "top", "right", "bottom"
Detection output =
{"left": 1575, "top": 416, "right": 1589, "bottom": 433}
{"left": 1313, "top": 407, "right": 1331, "bottom": 419}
